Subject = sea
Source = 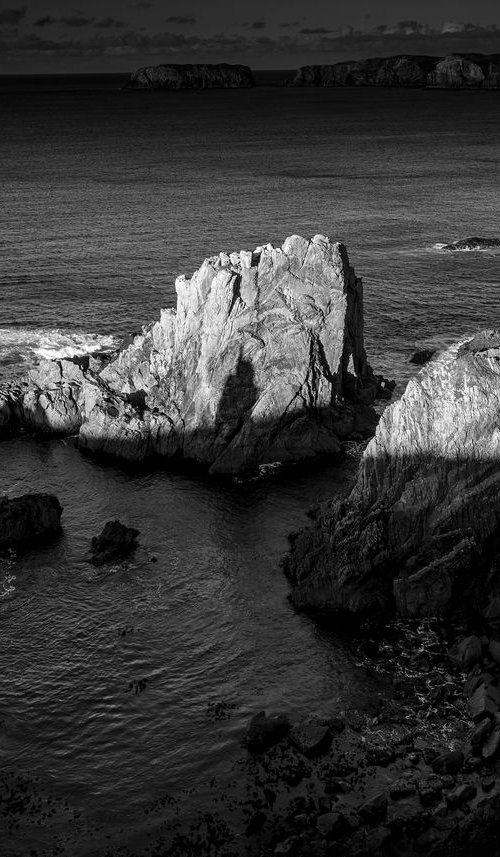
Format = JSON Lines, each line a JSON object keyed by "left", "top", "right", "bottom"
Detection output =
{"left": 1, "top": 69, "right": 500, "bottom": 856}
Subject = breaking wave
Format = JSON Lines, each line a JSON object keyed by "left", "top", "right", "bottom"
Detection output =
{"left": 0, "top": 328, "right": 118, "bottom": 380}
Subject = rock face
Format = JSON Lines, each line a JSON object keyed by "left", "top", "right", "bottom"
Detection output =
{"left": 292, "top": 53, "right": 500, "bottom": 88}
{"left": 124, "top": 63, "right": 254, "bottom": 90}
{"left": 0, "top": 494, "right": 62, "bottom": 550}
{"left": 1, "top": 235, "right": 386, "bottom": 474}
{"left": 285, "top": 329, "right": 500, "bottom": 620}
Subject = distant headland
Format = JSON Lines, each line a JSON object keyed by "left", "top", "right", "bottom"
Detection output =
{"left": 123, "top": 63, "right": 255, "bottom": 90}
{"left": 291, "top": 53, "right": 500, "bottom": 88}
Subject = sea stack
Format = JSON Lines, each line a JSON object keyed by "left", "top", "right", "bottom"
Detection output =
{"left": 1, "top": 235, "right": 391, "bottom": 473}
{"left": 124, "top": 63, "right": 255, "bottom": 90}
{"left": 285, "top": 330, "right": 500, "bottom": 622}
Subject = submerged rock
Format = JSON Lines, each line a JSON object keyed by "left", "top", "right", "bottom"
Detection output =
{"left": 0, "top": 493, "right": 62, "bottom": 550}
{"left": 2, "top": 235, "right": 388, "bottom": 474}
{"left": 245, "top": 711, "right": 290, "bottom": 754}
{"left": 124, "top": 63, "right": 254, "bottom": 90}
{"left": 285, "top": 329, "right": 500, "bottom": 619}
{"left": 90, "top": 520, "right": 140, "bottom": 566}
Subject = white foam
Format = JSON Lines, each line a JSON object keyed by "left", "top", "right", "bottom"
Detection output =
{"left": 0, "top": 327, "right": 118, "bottom": 365}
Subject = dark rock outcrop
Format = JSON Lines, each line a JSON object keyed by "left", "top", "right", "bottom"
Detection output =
{"left": 443, "top": 237, "right": 500, "bottom": 251}
{"left": 89, "top": 520, "right": 140, "bottom": 566}
{"left": 1, "top": 235, "right": 389, "bottom": 474}
{"left": 292, "top": 53, "right": 500, "bottom": 89}
{"left": 245, "top": 711, "right": 290, "bottom": 754}
{"left": 0, "top": 494, "right": 62, "bottom": 550}
{"left": 124, "top": 63, "right": 254, "bottom": 90}
{"left": 285, "top": 329, "right": 500, "bottom": 620}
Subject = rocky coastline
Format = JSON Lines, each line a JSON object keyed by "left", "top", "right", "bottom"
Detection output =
{"left": 292, "top": 53, "right": 500, "bottom": 88}
{"left": 124, "top": 63, "right": 255, "bottom": 90}
{"left": 0, "top": 235, "right": 392, "bottom": 474}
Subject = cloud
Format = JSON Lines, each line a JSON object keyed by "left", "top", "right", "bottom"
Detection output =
{"left": 300, "top": 27, "right": 332, "bottom": 35}
{"left": 60, "top": 16, "right": 93, "bottom": 27}
{"left": 34, "top": 15, "right": 56, "bottom": 27}
{"left": 166, "top": 16, "right": 196, "bottom": 24}
{"left": 250, "top": 21, "right": 266, "bottom": 30}
{"left": 0, "top": 5, "right": 26, "bottom": 25}
{"left": 280, "top": 21, "right": 300, "bottom": 28}
{"left": 94, "top": 17, "right": 125, "bottom": 28}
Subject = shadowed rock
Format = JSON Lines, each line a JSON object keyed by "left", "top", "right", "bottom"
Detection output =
{"left": 285, "top": 329, "right": 500, "bottom": 620}
{"left": 244, "top": 711, "right": 290, "bottom": 754}
{"left": 292, "top": 54, "right": 500, "bottom": 89}
{"left": 124, "top": 63, "right": 254, "bottom": 90}
{"left": 0, "top": 494, "right": 62, "bottom": 550}
{"left": 89, "top": 520, "right": 140, "bottom": 566}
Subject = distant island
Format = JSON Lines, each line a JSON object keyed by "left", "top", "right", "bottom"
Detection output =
{"left": 124, "top": 63, "right": 255, "bottom": 90}
{"left": 292, "top": 54, "right": 500, "bottom": 88}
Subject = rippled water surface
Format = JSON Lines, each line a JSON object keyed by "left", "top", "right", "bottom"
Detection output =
{"left": 1, "top": 75, "right": 500, "bottom": 855}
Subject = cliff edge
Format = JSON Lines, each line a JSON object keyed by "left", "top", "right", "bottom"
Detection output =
{"left": 286, "top": 330, "right": 500, "bottom": 621}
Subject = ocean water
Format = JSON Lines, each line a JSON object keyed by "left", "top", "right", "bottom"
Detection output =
{"left": 1, "top": 75, "right": 500, "bottom": 855}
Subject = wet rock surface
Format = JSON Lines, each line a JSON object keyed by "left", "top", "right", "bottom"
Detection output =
{"left": 89, "top": 520, "right": 140, "bottom": 566}
{"left": 0, "top": 493, "right": 62, "bottom": 550}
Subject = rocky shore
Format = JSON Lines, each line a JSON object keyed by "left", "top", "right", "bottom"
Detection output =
{"left": 0, "top": 235, "right": 392, "bottom": 474}
{"left": 292, "top": 54, "right": 500, "bottom": 88}
{"left": 124, "top": 63, "right": 255, "bottom": 90}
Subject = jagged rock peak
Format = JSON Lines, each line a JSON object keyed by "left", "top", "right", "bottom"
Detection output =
{"left": 1, "top": 235, "right": 390, "bottom": 474}
{"left": 285, "top": 330, "right": 500, "bottom": 621}
{"left": 124, "top": 63, "right": 255, "bottom": 90}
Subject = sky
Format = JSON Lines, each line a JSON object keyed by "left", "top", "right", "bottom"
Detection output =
{"left": 1, "top": 0, "right": 500, "bottom": 73}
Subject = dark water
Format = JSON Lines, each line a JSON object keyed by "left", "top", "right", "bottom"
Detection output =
{"left": 1, "top": 75, "right": 500, "bottom": 855}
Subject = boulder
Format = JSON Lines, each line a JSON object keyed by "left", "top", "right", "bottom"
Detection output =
{"left": 0, "top": 493, "right": 62, "bottom": 550}
{"left": 431, "top": 749, "right": 464, "bottom": 775}
{"left": 244, "top": 711, "right": 290, "bottom": 754}
{"left": 289, "top": 714, "right": 332, "bottom": 758}
{"left": 443, "top": 236, "right": 500, "bottom": 252}
{"left": 469, "top": 684, "right": 500, "bottom": 723}
{"left": 482, "top": 727, "right": 500, "bottom": 760}
{"left": 124, "top": 63, "right": 255, "bottom": 90}
{"left": 410, "top": 348, "right": 436, "bottom": 365}
{"left": 448, "top": 636, "right": 482, "bottom": 670}
{"left": 285, "top": 330, "right": 500, "bottom": 619}
{"left": 89, "top": 520, "right": 140, "bottom": 566}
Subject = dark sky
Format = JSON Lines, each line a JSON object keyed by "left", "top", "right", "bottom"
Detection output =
{"left": 1, "top": 0, "right": 500, "bottom": 73}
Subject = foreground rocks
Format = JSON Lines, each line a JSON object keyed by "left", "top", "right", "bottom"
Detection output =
{"left": 292, "top": 53, "right": 500, "bottom": 88}
{"left": 1, "top": 235, "right": 391, "bottom": 474}
{"left": 124, "top": 63, "right": 255, "bottom": 90}
{"left": 285, "top": 329, "right": 500, "bottom": 621}
{"left": 0, "top": 493, "right": 62, "bottom": 550}
{"left": 89, "top": 520, "right": 140, "bottom": 566}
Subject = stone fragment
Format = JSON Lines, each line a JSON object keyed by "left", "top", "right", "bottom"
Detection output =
{"left": 431, "top": 750, "right": 464, "bottom": 775}
{"left": 448, "top": 635, "right": 482, "bottom": 670}
{"left": 316, "top": 811, "right": 346, "bottom": 839}
{"left": 469, "top": 684, "right": 500, "bottom": 723}
{"left": 90, "top": 520, "right": 140, "bottom": 566}
{"left": 488, "top": 639, "right": 500, "bottom": 666}
{"left": 482, "top": 726, "right": 500, "bottom": 760}
{"left": 359, "top": 791, "right": 388, "bottom": 824}
{"left": 245, "top": 711, "right": 290, "bottom": 754}
{"left": 446, "top": 783, "right": 477, "bottom": 808}
{"left": 417, "top": 775, "right": 443, "bottom": 806}
{"left": 289, "top": 714, "right": 332, "bottom": 758}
